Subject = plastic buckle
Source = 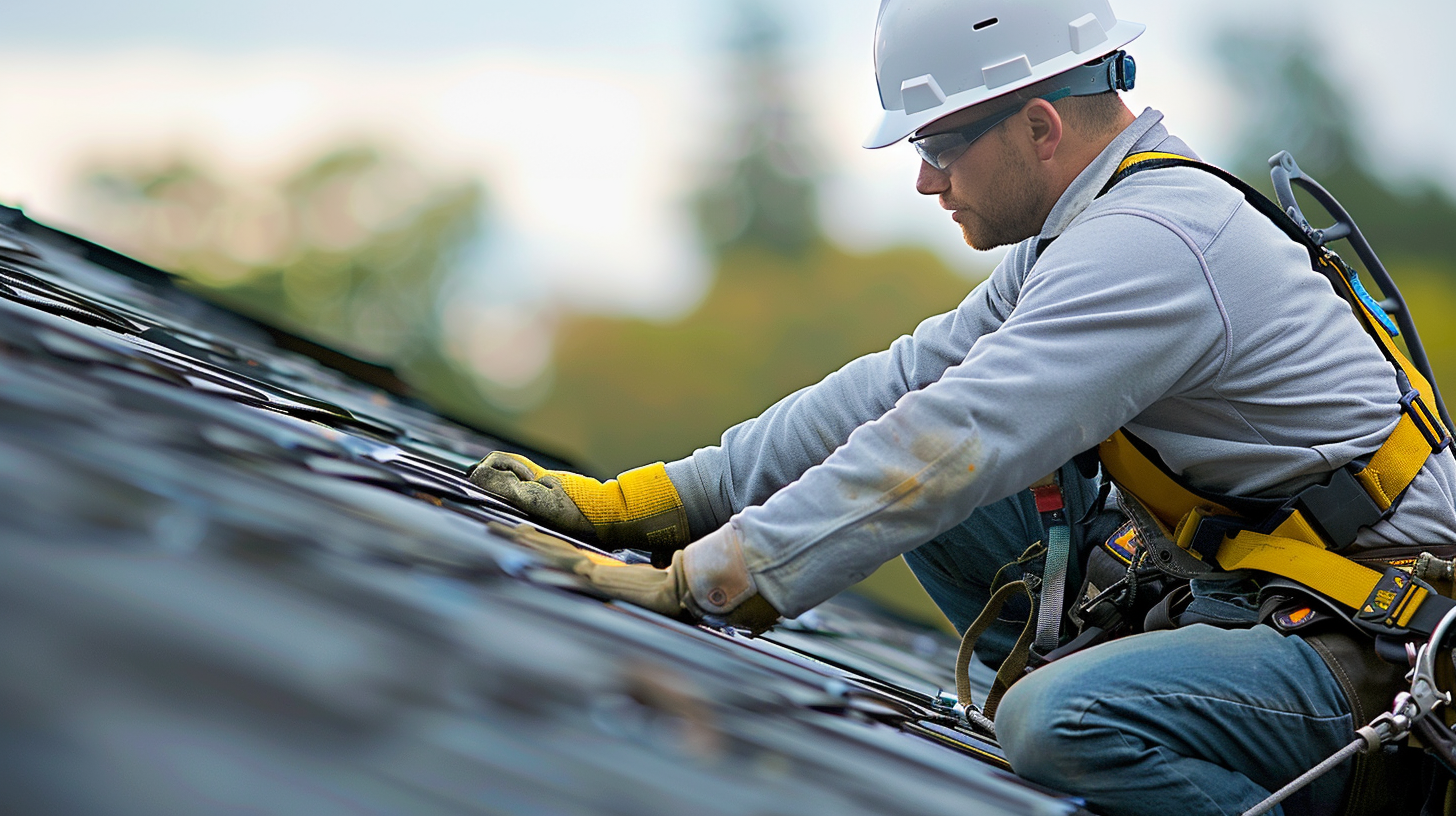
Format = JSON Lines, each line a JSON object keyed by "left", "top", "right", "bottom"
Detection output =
{"left": 1182, "top": 511, "right": 1245, "bottom": 564}
{"left": 1290, "top": 466, "right": 1383, "bottom": 551}
{"left": 1355, "top": 568, "right": 1426, "bottom": 634}
{"left": 1400, "top": 387, "right": 1453, "bottom": 453}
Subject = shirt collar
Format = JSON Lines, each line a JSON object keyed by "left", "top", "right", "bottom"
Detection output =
{"left": 1037, "top": 107, "right": 1168, "bottom": 243}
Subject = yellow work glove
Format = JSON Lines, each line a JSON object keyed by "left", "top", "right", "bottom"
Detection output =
{"left": 504, "top": 525, "right": 780, "bottom": 635}
{"left": 468, "top": 452, "right": 690, "bottom": 553}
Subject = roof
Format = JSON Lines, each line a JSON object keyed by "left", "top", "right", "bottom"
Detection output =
{"left": 0, "top": 204, "right": 1084, "bottom": 815}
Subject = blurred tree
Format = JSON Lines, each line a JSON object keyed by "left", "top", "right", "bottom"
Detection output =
{"left": 694, "top": 1, "right": 819, "bottom": 258}
{"left": 521, "top": 244, "right": 973, "bottom": 473}
{"left": 1218, "top": 31, "right": 1456, "bottom": 394}
{"left": 520, "top": 1, "right": 982, "bottom": 475}
{"left": 78, "top": 145, "right": 506, "bottom": 429}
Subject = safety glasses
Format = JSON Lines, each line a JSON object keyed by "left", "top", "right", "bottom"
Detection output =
{"left": 909, "top": 89, "right": 1070, "bottom": 172}
{"left": 909, "top": 104, "right": 1023, "bottom": 171}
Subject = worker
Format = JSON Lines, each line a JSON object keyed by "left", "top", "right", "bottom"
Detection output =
{"left": 469, "top": 1, "right": 1456, "bottom": 814}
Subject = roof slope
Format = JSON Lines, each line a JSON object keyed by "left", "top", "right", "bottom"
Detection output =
{"left": 0, "top": 205, "right": 1081, "bottom": 816}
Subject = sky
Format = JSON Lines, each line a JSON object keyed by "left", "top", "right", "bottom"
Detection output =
{"left": 1, "top": 0, "right": 1451, "bottom": 326}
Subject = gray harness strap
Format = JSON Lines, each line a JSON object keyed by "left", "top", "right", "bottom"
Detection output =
{"left": 1033, "top": 477, "right": 1071, "bottom": 654}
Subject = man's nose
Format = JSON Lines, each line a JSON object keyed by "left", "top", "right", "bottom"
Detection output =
{"left": 916, "top": 160, "right": 949, "bottom": 196}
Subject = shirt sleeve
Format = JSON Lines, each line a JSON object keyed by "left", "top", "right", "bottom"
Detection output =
{"left": 665, "top": 242, "right": 1033, "bottom": 539}
{"left": 730, "top": 213, "right": 1231, "bottom": 616}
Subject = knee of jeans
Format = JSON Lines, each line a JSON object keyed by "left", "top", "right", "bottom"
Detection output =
{"left": 995, "top": 666, "right": 1094, "bottom": 786}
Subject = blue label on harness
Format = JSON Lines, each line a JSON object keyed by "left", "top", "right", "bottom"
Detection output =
{"left": 1102, "top": 521, "right": 1141, "bottom": 565}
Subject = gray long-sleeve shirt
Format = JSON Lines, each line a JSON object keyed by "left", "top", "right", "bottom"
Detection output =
{"left": 665, "top": 108, "right": 1456, "bottom": 618}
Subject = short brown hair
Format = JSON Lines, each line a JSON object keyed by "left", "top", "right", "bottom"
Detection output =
{"left": 1012, "top": 74, "right": 1127, "bottom": 138}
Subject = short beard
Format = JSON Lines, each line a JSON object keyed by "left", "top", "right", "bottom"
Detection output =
{"left": 957, "top": 138, "right": 1046, "bottom": 251}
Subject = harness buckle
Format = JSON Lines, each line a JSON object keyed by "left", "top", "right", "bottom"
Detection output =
{"left": 1400, "top": 386, "right": 1452, "bottom": 454}
{"left": 1178, "top": 510, "right": 1245, "bottom": 563}
{"left": 1353, "top": 567, "right": 1431, "bottom": 637}
{"left": 1289, "top": 466, "right": 1384, "bottom": 551}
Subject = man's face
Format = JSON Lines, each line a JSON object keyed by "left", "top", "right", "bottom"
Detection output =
{"left": 913, "top": 102, "right": 1048, "bottom": 251}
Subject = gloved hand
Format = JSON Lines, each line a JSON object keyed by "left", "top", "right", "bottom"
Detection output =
{"left": 507, "top": 525, "right": 780, "bottom": 635}
{"left": 468, "top": 453, "right": 689, "bottom": 553}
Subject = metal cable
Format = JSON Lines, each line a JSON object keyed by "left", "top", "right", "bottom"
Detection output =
{"left": 1241, "top": 738, "right": 1363, "bottom": 816}
{"left": 964, "top": 706, "right": 996, "bottom": 738}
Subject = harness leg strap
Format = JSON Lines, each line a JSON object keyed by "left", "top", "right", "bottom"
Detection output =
{"left": 1033, "top": 481, "right": 1071, "bottom": 654}
{"left": 955, "top": 579, "right": 1038, "bottom": 720}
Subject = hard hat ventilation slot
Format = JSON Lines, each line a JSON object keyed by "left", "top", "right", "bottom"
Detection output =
{"left": 982, "top": 56, "right": 1033, "bottom": 89}
{"left": 900, "top": 74, "right": 948, "bottom": 114}
{"left": 1068, "top": 14, "right": 1109, "bottom": 54}
{"left": 973, "top": 17, "right": 999, "bottom": 31}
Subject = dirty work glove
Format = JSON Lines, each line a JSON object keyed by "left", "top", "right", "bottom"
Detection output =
{"left": 508, "top": 525, "right": 780, "bottom": 635}
{"left": 468, "top": 452, "right": 689, "bottom": 553}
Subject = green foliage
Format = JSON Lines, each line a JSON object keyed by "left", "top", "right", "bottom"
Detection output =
{"left": 519, "top": 241, "right": 979, "bottom": 476}
{"left": 694, "top": 2, "right": 819, "bottom": 258}
{"left": 1220, "top": 32, "right": 1456, "bottom": 265}
{"left": 1217, "top": 31, "right": 1456, "bottom": 396}
{"left": 77, "top": 144, "right": 508, "bottom": 430}
{"left": 1386, "top": 264, "right": 1456, "bottom": 413}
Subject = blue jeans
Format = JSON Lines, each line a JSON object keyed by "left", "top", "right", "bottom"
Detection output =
{"left": 904, "top": 462, "right": 1355, "bottom": 816}
{"left": 904, "top": 459, "right": 1105, "bottom": 666}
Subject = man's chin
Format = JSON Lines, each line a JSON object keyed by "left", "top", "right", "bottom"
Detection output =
{"left": 960, "top": 220, "right": 1035, "bottom": 252}
{"left": 960, "top": 224, "right": 1008, "bottom": 252}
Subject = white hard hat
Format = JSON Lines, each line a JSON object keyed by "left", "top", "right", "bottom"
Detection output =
{"left": 864, "top": 0, "right": 1146, "bottom": 149}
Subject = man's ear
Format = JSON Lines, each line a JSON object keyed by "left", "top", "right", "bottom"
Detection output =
{"left": 1021, "top": 99, "right": 1064, "bottom": 163}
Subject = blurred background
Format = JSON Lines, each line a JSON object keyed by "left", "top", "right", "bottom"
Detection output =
{"left": 4, "top": 0, "right": 1454, "bottom": 625}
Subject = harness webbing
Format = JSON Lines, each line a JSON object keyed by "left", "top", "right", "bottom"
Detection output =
{"left": 1330, "top": 249, "right": 1449, "bottom": 509}
{"left": 1032, "top": 479, "right": 1072, "bottom": 653}
{"left": 1098, "top": 152, "right": 1455, "bottom": 636}
{"left": 955, "top": 579, "right": 1035, "bottom": 719}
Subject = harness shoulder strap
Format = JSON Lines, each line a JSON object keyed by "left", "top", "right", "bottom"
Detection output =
{"left": 1096, "top": 152, "right": 1455, "bottom": 637}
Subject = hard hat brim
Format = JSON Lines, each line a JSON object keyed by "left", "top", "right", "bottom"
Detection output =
{"left": 862, "top": 20, "right": 1146, "bottom": 150}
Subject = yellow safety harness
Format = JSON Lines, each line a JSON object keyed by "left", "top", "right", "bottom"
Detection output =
{"left": 1097, "top": 152, "right": 1456, "bottom": 637}
{"left": 954, "top": 151, "right": 1456, "bottom": 722}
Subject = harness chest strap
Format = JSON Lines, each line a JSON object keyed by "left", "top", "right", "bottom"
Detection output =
{"left": 1097, "top": 152, "right": 1456, "bottom": 636}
